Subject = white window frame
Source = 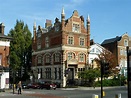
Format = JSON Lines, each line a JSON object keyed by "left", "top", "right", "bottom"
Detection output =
{"left": 120, "top": 48, "right": 123, "bottom": 55}
{"left": 124, "top": 39, "right": 128, "bottom": 46}
{"left": 68, "top": 52, "right": 73, "bottom": 60}
{"left": 79, "top": 53, "right": 85, "bottom": 62}
{"left": 79, "top": 37, "right": 85, "bottom": 46}
{"left": 72, "top": 23, "right": 80, "bottom": 33}
{"left": 68, "top": 36, "right": 74, "bottom": 45}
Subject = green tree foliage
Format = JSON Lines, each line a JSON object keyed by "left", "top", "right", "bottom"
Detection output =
{"left": 78, "top": 68, "right": 100, "bottom": 86}
{"left": 8, "top": 20, "right": 32, "bottom": 81}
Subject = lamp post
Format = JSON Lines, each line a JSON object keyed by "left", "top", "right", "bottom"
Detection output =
{"left": 12, "top": 70, "right": 15, "bottom": 94}
{"left": 4, "top": 46, "right": 6, "bottom": 67}
{"left": 127, "top": 46, "right": 131, "bottom": 98}
{"left": 100, "top": 60, "right": 104, "bottom": 98}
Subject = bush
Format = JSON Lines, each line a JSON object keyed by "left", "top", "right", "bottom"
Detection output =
{"left": 95, "top": 78, "right": 125, "bottom": 87}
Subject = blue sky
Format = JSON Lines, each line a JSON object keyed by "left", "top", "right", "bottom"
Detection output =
{"left": 0, "top": 0, "right": 131, "bottom": 44}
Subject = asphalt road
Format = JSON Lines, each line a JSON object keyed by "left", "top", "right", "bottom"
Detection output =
{"left": 0, "top": 86, "right": 127, "bottom": 98}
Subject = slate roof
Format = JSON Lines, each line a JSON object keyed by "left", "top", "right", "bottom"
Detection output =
{"left": 0, "top": 34, "right": 12, "bottom": 40}
{"left": 101, "top": 36, "right": 122, "bottom": 45}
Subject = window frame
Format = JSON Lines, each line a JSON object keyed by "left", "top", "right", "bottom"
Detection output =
{"left": 79, "top": 53, "right": 85, "bottom": 62}
{"left": 72, "top": 23, "right": 80, "bottom": 33}
{"left": 45, "top": 55, "right": 50, "bottom": 63}
{"left": 37, "top": 56, "right": 42, "bottom": 64}
{"left": 79, "top": 37, "right": 85, "bottom": 46}
{"left": 45, "top": 37, "right": 49, "bottom": 48}
{"left": 124, "top": 39, "right": 128, "bottom": 46}
{"left": 68, "top": 36, "right": 74, "bottom": 45}
{"left": 54, "top": 53, "right": 60, "bottom": 62}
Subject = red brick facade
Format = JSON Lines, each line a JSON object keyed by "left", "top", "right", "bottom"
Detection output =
{"left": 32, "top": 9, "right": 90, "bottom": 87}
{"left": 102, "top": 33, "right": 131, "bottom": 76}
{"left": 0, "top": 23, "right": 11, "bottom": 68}
{"left": 0, "top": 23, "right": 12, "bottom": 89}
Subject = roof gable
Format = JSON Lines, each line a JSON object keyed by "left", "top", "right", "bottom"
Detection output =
{"left": 90, "top": 43, "right": 105, "bottom": 54}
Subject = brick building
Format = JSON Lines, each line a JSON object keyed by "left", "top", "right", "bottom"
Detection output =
{"left": 101, "top": 33, "right": 131, "bottom": 76}
{"left": 32, "top": 8, "right": 90, "bottom": 87}
{"left": 0, "top": 23, "right": 12, "bottom": 89}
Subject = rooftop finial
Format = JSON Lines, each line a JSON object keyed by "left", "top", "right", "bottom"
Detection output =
{"left": 34, "top": 20, "right": 36, "bottom": 28}
{"left": 87, "top": 14, "right": 90, "bottom": 22}
{"left": 62, "top": 7, "right": 65, "bottom": 15}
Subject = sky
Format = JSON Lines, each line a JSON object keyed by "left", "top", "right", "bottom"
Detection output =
{"left": 0, "top": 0, "right": 131, "bottom": 44}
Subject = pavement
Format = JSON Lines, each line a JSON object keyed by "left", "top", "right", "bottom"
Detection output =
{"left": 0, "top": 86, "right": 126, "bottom": 98}
{"left": 0, "top": 89, "right": 66, "bottom": 98}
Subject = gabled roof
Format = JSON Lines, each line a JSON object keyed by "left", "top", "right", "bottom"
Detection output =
{"left": 89, "top": 43, "right": 106, "bottom": 54}
{"left": 101, "top": 36, "right": 121, "bottom": 45}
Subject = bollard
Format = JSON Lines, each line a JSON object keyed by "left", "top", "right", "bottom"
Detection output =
{"left": 103, "top": 91, "right": 105, "bottom": 96}
{"left": 92, "top": 94, "right": 99, "bottom": 98}
{"left": 115, "top": 93, "right": 121, "bottom": 98}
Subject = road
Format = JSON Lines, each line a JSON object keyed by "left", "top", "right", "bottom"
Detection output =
{"left": 0, "top": 86, "right": 127, "bottom": 98}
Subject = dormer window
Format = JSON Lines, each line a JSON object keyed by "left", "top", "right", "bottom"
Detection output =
{"left": 55, "top": 26, "right": 59, "bottom": 32}
{"left": 37, "top": 26, "right": 42, "bottom": 37}
{"left": 37, "top": 31, "right": 41, "bottom": 37}
{"left": 72, "top": 23, "right": 80, "bottom": 33}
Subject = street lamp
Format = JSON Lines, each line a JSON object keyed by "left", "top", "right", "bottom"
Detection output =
{"left": 126, "top": 46, "right": 131, "bottom": 98}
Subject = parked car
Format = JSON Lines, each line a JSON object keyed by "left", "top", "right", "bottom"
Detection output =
{"left": 39, "top": 81, "right": 56, "bottom": 90}
{"left": 27, "top": 83, "right": 40, "bottom": 89}
{"left": 22, "top": 84, "right": 28, "bottom": 89}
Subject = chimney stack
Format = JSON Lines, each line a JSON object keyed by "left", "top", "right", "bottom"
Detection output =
{"left": 0, "top": 23, "right": 5, "bottom": 35}
{"left": 45, "top": 19, "right": 52, "bottom": 28}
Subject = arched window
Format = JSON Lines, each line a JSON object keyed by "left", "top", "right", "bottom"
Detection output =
{"left": 54, "top": 53, "right": 60, "bottom": 62}
{"left": 79, "top": 53, "right": 85, "bottom": 62}
{"left": 124, "top": 39, "right": 128, "bottom": 46}
{"left": 68, "top": 52, "right": 75, "bottom": 60}
{"left": 45, "top": 54, "right": 50, "bottom": 63}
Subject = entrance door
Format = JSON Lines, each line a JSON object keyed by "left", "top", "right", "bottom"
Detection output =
{"left": 68, "top": 68, "right": 74, "bottom": 80}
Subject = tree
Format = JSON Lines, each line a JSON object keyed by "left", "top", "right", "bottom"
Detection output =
{"left": 8, "top": 20, "right": 32, "bottom": 82}
{"left": 95, "top": 49, "right": 119, "bottom": 77}
{"left": 78, "top": 68, "right": 100, "bottom": 86}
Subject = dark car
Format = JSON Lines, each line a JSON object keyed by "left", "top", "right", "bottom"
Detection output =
{"left": 27, "top": 83, "right": 40, "bottom": 89}
{"left": 39, "top": 81, "right": 56, "bottom": 90}
{"left": 22, "top": 84, "right": 28, "bottom": 89}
